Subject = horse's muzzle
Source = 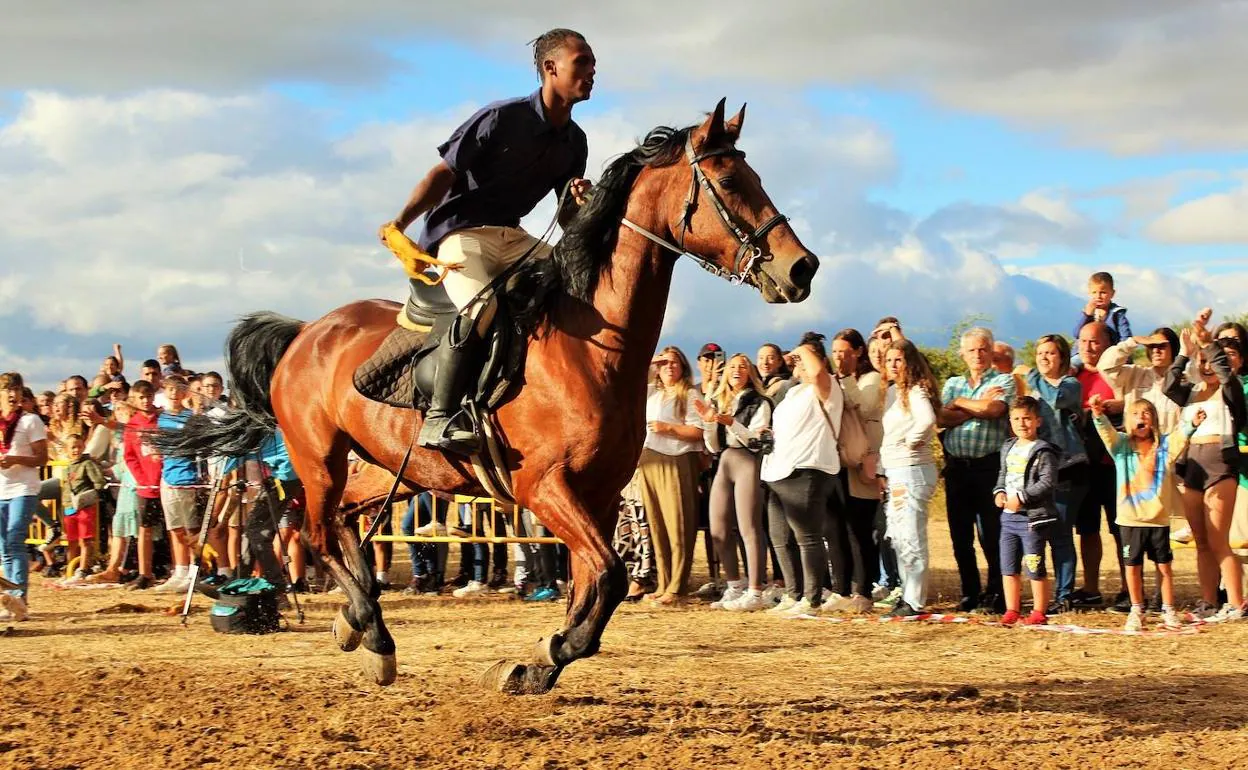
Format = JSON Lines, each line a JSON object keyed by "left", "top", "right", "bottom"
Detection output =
{"left": 760, "top": 253, "right": 819, "bottom": 304}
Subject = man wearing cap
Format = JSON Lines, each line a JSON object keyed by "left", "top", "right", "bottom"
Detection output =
{"left": 696, "top": 343, "right": 726, "bottom": 400}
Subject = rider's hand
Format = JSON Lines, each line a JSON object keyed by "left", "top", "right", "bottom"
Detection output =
{"left": 379, "top": 221, "right": 399, "bottom": 245}
{"left": 569, "top": 178, "right": 592, "bottom": 206}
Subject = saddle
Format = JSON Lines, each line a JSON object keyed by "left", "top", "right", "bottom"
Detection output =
{"left": 352, "top": 264, "right": 556, "bottom": 501}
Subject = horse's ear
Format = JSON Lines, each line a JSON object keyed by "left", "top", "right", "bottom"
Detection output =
{"left": 696, "top": 97, "right": 728, "bottom": 149}
{"left": 724, "top": 103, "right": 746, "bottom": 142}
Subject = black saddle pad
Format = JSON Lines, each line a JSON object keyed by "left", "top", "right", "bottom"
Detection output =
{"left": 352, "top": 326, "right": 434, "bottom": 408}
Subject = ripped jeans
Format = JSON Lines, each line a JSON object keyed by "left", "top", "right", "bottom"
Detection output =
{"left": 883, "top": 463, "right": 938, "bottom": 611}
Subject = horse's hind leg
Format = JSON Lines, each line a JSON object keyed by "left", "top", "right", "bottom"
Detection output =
{"left": 482, "top": 480, "right": 626, "bottom": 695}
{"left": 288, "top": 436, "right": 396, "bottom": 685}
{"left": 331, "top": 515, "right": 396, "bottom": 685}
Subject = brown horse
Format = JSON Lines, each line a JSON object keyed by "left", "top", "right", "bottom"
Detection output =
{"left": 165, "top": 100, "right": 818, "bottom": 694}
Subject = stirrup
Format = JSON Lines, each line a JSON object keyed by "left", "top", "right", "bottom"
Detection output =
{"left": 419, "top": 413, "right": 481, "bottom": 456}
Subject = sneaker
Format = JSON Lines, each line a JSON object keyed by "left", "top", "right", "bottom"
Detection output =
{"left": 1023, "top": 610, "right": 1047, "bottom": 626}
{"left": 449, "top": 571, "right": 471, "bottom": 589}
{"left": 1192, "top": 600, "right": 1219, "bottom": 619}
{"left": 66, "top": 568, "right": 88, "bottom": 584}
{"left": 154, "top": 576, "right": 190, "bottom": 594}
{"left": 1046, "top": 598, "right": 1071, "bottom": 616}
{"left": 957, "top": 595, "right": 979, "bottom": 612}
{"left": 487, "top": 568, "right": 508, "bottom": 590}
{"left": 874, "top": 586, "right": 903, "bottom": 610}
{"left": 1147, "top": 591, "right": 1163, "bottom": 614}
{"left": 844, "top": 595, "right": 875, "bottom": 614}
{"left": 1124, "top": 606, "right": 1144, "bottom": 632}
{"left": 887, "top": 601, "right": 920, "bottom": 618}
{"left": 413, "top": 521, "right": 447, "bottom": 537}
{"left": 1068, "top": 588, "right": 1103, "bottom": 609}
{"left": 1001, "top": 609, "right": 1021, "bottom": 626}
{"left": 694, "top": 581, "right": 722, "bottom": 599}
{"left": 523, "top": 586, "right": 560, "bottom": 602}
{"left": 0, "top": 594, "right": 27, "bottom": 622}
{"left": 1161, "top": 608, "right": 1183, "bottom": 630}
{"left": 1170, "top": 524, "right": 1193, "bottom": 544}
{"left": 781, "top": 598, "right": 815, "bottom": 617}
{"left": 760, "top": 584, "right": 786, "bottom": 606}
{"left": 288, "top": 578, "right": 309, "bottom": 593}
{"left": 124, "top": 575, "right": 154, "bottom": 591}
{"left": 452, "top": 580, "right": 488, "bottom": 598}
{"left": 767, "top": 594, "right": 798, "bottom": 614}
{"left": 710, "top": 584, "right": 745, "bottom": 609}
{"left": 1210, "top": 603, "right": 1244, "bottom": 622}
{"left": 870, "top": 583, "right": 890, "bottom": 602}
{"left": 1107, "top": 591, "right": 1132, "bottom": 615}
{"left": 724, "top": 591, "right": 769, "bottom": 612}
{"left": 819, "top": 593, "right": 854, "bottom": 613}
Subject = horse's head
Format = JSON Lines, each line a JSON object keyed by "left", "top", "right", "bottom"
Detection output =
{"left": 645, "top": 98, "right": 819, "bottom": 303}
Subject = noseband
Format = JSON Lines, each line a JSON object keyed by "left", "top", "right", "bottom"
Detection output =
{"left": 620, "top": 133, "right": 789, "bottom": 287}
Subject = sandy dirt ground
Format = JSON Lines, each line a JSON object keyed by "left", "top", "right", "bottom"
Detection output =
{"left": 3, "top": 514, "right": 1248, "bottom": 770}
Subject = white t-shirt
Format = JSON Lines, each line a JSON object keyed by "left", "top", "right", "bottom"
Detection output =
{"left": 0, "top": 413, "right": 48, "bottom": 499}
{"left": 643, "top": 386, "right": 703, "bottom": 456}
{"left": 761, "top": 381, "right": 843, "bottom": 483}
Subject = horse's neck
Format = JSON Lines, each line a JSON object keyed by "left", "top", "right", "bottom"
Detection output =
{"left": 564, "top": 232, "right": 673, "bottom": 392}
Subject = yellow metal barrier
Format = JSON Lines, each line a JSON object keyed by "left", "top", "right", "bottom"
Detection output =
{"left": 360, "top": 495, "right": 562, "bottom": 545}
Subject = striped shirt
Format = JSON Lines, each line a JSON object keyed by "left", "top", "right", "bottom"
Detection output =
{"left": 941, "top": 370, "right": 1016, "bottom": 459}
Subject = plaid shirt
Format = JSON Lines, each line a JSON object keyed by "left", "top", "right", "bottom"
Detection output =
{"left": 941, "top": 370, "right": 1016, "bottom": 459}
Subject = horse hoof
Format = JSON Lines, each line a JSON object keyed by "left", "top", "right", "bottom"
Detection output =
{"left": 332, "top": 608, "right": 363, "bottom": 653}
{"left": 481, "top": 660, "right": 528, "bottom": 694}
{"left": 361, "top": 650, "right": 398, "bottom": 686}
{"left": 533, "top": 633, "right": 565, "bottom": 668}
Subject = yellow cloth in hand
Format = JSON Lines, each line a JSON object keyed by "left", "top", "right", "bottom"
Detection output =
{"left": 380, "top": 223, "right": 462, "bottom": 285}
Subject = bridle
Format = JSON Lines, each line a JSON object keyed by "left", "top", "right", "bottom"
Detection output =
{"left": 620, "top": 133, "right": 789, "bottom": 287}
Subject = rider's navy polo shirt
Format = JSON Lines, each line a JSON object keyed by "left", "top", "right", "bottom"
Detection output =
{"left": 417, "top": 90, "right": 588, "bottom": 253}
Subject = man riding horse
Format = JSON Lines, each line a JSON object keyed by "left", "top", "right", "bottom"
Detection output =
{"left": 381, "top": 28, "right": 596, "bottom": 457}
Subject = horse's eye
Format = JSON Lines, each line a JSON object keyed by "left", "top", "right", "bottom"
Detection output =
{"left": 718, "top": 176, "right": 736, "bottom": 192}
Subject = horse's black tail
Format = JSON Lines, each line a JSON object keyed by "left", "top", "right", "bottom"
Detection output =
{"left": 154, "top": 312, "right": 305, "bottom": 458}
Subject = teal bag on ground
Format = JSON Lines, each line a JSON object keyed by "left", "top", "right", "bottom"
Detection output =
{"left": 209, "top": 578, "right": 282, "bottom": 634}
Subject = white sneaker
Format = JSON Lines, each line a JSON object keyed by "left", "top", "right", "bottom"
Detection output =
{"left": 845, "top": 595, "right": 875, "bottom": 614}
{"left": 154, "top": 576, "right": 190, "bottom": 593}
{"left": 452, "top": 580, "right": 487, "bottom": 598}
{"left": 819, "top": 593, "right": 854, "bottom": 613}
{"left": 710, "top": 583, "right": 745, "bottom": 609}
{"left": 782, "top": 598, "right": 815, "bottom": 617}
{"left": 1161, "top": 608, "right": 1183, "bottom": 630}
{"left": 724, "top": 591, "right": 769, "bottom": 612}
{"left": 874, "top": 586, "right": 902, "bottom": 609}
{"left": 414, "top": 521, "right": 447, "bottom": 537}
{"left": 871, "top": 583, "right": 890, "bottom": 601}
{"left": 1211, "top": 603, "right": 1244, "bottom": 622}
{"left": 760, "top": 585, "right": 786, "bottom": 605}
{"left": 1170, "top": 524, "right": 1193, "bottom": 544}
{"left": 1124, "top": 606, "right": 1144, "bottom": 632}
{"left": 767, "top": 594, "right": 798, "bottom": 614}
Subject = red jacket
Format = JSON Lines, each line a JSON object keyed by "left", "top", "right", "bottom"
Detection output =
{"left": 124, "top": 410, "right": 162, "bottom": 499}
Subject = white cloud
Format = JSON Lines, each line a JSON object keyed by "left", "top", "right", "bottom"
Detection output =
{"left": 4, "top": 2, "right": 1246, "bottom": 154}
{"left": 1145, "top": 176, "right": 1248, "bottom": 244}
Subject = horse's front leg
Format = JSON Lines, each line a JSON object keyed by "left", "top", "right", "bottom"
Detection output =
{"left": 481, "top": 480, "right": 626, "bottom": 695}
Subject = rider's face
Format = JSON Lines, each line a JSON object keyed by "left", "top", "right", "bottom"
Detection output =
{"left": 547, "top": 38, "right": 596, "bottom": 103}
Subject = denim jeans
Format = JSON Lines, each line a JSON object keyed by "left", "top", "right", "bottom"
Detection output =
{"left": 0, "top": 495, "right": 39, "bottom": 599}
{"left": 401, "top": 493, "right": 447, "bottom": 579}
{"left": 884, "top": 464, "right": 937, "bottom": 610}
{"left": 1051, "top": 481, "right": 1087, "bottom": 602}
{"left": 470, "top": 506, "right": 507, "bottom": 582}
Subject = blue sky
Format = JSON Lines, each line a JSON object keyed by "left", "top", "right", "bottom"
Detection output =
{"left": 2, "top": 3, "right": 1247, "bottom": 389}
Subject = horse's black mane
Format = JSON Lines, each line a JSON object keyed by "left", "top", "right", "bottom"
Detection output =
{"left": 550, "top": 125, "right": 694, "bottom": 302}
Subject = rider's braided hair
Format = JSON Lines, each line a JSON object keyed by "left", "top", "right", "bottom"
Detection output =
{"left": 531, "top": 28, "right": 586, "bottom": 80}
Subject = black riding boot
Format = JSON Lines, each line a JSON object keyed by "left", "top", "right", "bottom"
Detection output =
{"left": 418, "top": 322, "right": 485, "bottom": 456}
